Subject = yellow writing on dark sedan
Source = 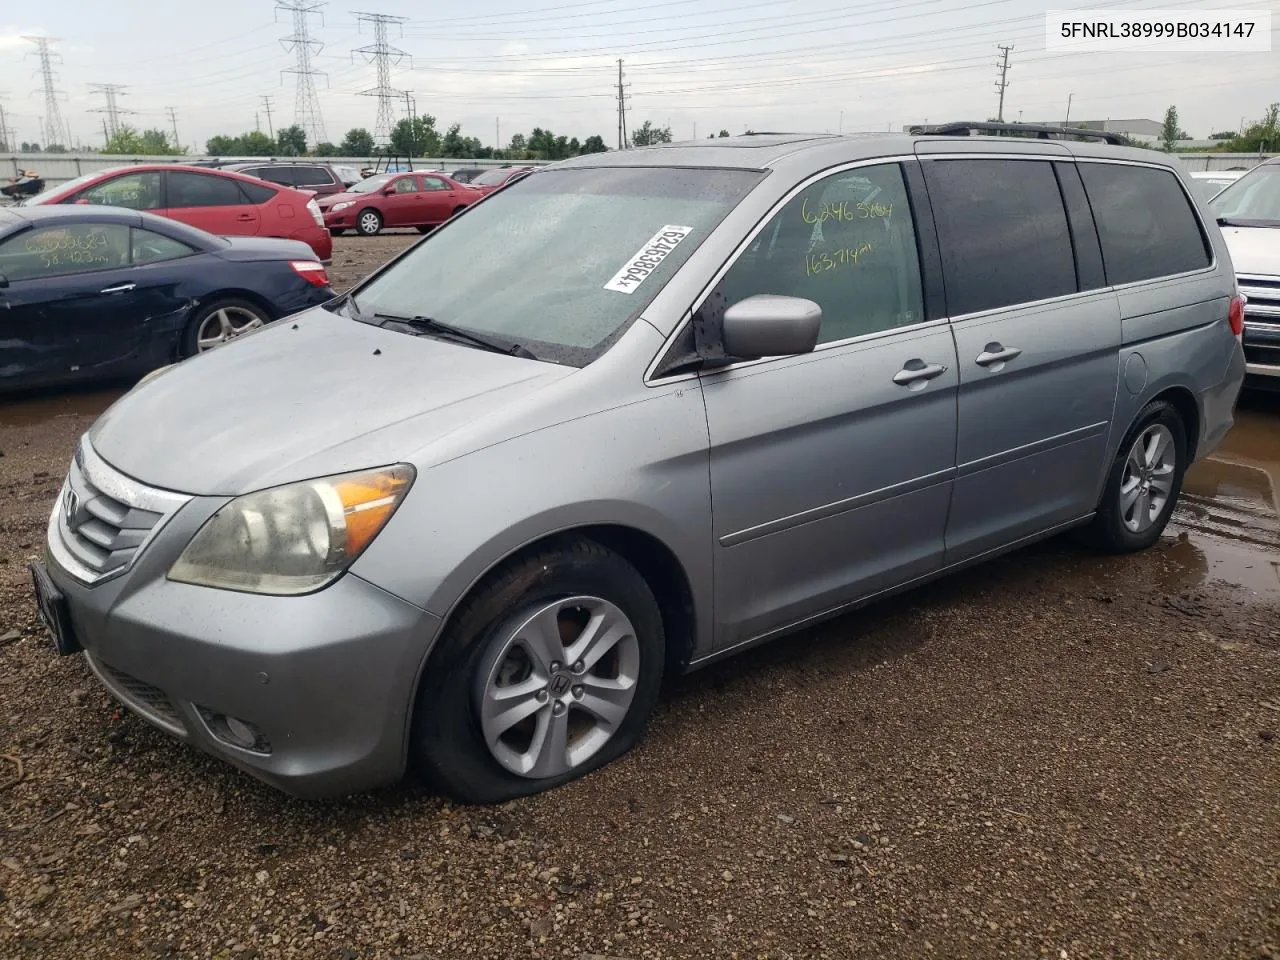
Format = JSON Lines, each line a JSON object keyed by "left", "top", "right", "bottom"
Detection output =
{"left": 806, "top": 242, "right": 874, "bottom": 277}
{"left": 800, "top": 198, "right": 893, "bottom": 224}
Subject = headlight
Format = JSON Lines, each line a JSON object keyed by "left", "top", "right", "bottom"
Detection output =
{"left": 331, "top": 200, "right": 354, "bottom": 212}
{"left": 168, "top": 465, "right": 414, "bottom": 595}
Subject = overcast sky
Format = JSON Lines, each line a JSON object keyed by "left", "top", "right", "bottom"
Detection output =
{"left": 1, "top": 0, "right": 1276, "bottom": 153}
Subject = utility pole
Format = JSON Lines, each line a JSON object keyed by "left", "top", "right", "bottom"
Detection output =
{"left": 354, "top": 12, "right": 411, "bottom": 149}
{"left": 0, "top": 95, "right": 14, "bottom": 153}
{"left": 255, "top": 111, "right": 261, "bottom": 133}
{"left": 275, "top": 0, "right": 328, "bottom": 146}
{"left": 401, "top": 90, "right": 416, "bottom": 159}
{"left": 87, "top": 83, "right": 134, "bottom": 139}
{"left": 496, "top": 117, "right": 500, "bottom": 150}
{"left": 839, "top": 110, "right": 843, "bottom": 134}
{"left": 261, "top": 95, "right": 275, "bottom": 139}
{"left": 616, "top": 59, "right": 630, "bottom": 149}
{"left": 994, "top": 43, "right": 1013, "bottom": 122}
{"left": 1064, "top": 93, "right": 1073, "bottom": 127}
{"left": 166, "top": 106, "right": 180, "bottom": 149}
{"left": 24, "top": 36, "right": 69, "bottom": 148}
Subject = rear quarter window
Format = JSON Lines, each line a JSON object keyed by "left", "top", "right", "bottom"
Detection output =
{"left": 238, "top": 180, "right": 279, "bottom": 205}
{"left": 1078, "top": 163, "right": 1211, "bottom": 285}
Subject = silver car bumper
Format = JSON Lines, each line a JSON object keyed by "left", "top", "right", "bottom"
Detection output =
{"left": 42, "top": 446, "right": 440, "bottom": 798}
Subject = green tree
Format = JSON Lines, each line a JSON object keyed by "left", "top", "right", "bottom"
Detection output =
{"left": 718, "top": 129, "right": 731, "bottom": 137}
{"left": 630, "top": 120, "right": 673, "bottom": 147}
{"left": 311, "top": 141, "right": 338, "bottom": 156}
{"left": 44, "top": 143, "right": 68, "bottom": 153}
{"left": 580, "top": 134, "right": 607, "bottom": 154}
{"left": 1159, "top": 106, "right": 1188, "bottom": 151}
{"left": 20, "top": 141, "right": 40, "bottom": 152}
{"left": 339, "top": 128, "right": 376, "bottom": 156}
{"left": 1221, "top": 103, "right": 1279, "bottom": 153}
{"left": 240, "top": 131, "right": 276, "bottom": 156}
{"left": 277, "top": 125, "right": 307, "bottom": 156}
{"left": 1209, "top": 130, "right": 1236, "bottom": 141}
{"left": 391, "top": 116, "right": 440, "bottom": 157}
{"left": 507, "top": 133, "right": 528, "bottom": 158}
{"left": 205, "top": 134, "right": 237, "bottom": 155}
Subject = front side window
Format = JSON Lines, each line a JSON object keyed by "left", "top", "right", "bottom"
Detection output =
{"left": 132, "top": 228, "right": 196, "bottom": 265}
{"left": 347, "top": 166, "right": 764, "bottom": 366}
{"left": 167, "top": 172, "right": 247, "bottom": 208}
{"left": 924, "top": 159, "right": 1077, "bottom": 316}
{"left": 78, "top": 172, "right": 163, "bottom": 211}
{"left": 1080, "top": 163, "right": 1211, "bottom": 284}
{"left": 1211, "top": 163, "right": 1280, "bottom": 227}
{"left": 0, "top": 223, "right": 131, "bottom": 281}
{"left": 718, "top": 163, "right": 924, "bottom": 344}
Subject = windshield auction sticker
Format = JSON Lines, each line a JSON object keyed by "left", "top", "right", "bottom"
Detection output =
{"left": 604, "top": 225, "right": 695, "bottom": 294}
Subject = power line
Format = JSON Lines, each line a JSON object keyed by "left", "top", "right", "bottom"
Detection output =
{"left": 88, "top": 83, "right": 135, "bottom": 139}
{"left": 23, "top": 36, "right": 69, "bottom": 148}
{"left": 995, "top": 43, "right": 1013, "bottom": 122}
{"left": 275, "top": 0, "right": 328, "bottom": 145}
{"left": 353, "top": 11, "right": 411, "bottom": 147}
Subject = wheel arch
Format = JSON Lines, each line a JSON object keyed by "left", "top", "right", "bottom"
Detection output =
{"left": 1148, "top": 384, "right": 1200, "bottom": 462}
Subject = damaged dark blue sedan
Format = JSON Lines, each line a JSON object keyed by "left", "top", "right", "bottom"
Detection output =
{"left": 0, "top": 205, "right": 335, "bottom": 392}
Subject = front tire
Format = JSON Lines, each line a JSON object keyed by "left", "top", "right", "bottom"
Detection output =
{"left": 411, "top": 538, "right": 665, "bottom": 804}
{"left": 1083, "top": 399, "right": 1187, "bottom": 553}
{"left": 355, "top": 208, "right": 383, "bottom": 236}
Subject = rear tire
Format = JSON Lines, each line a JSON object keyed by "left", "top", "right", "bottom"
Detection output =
{"left": 329, "top": 228, "right": 345, "bottom": 236}
{"left": 411, "top": 538, "right": 665, "bottom": 804}
{"left": 355, "top": 209, "right": 383, "bottom": 236}
{"left": 181, "top": 298, "right": 270, "bottom": 357}
{"left": 1081, "top": 399, "right": 1187, "bottom": 553}
{"left": 416, "top": 226, "right": 432, "bottom": 234}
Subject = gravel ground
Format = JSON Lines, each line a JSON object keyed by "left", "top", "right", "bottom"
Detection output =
{"left": 1, "top": 236, "right": 1278, "bottom": 960}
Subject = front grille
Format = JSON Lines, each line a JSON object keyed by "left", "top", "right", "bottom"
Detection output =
{"left": 1239, "top": 274, "right": 1280, "bottom": 326}
{"left": 49, "top": 440, "right": 191, "bottom": 585}
{"left": 89, "top": 655, "right": 185, "bottom": 735}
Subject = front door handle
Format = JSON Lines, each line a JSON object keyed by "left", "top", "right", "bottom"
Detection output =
{"left": 100, "top": 282, "right": 135, "bottom": 294}
{"left": 893, "top": 359, "right": 948, "bottom": 388}
{"left": 975, "top": 343, "right": 1023, "bottom": 369}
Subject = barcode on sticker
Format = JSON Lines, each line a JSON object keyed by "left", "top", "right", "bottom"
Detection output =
{"left": 603, "top": 225, "right": 694, "bottom": 294}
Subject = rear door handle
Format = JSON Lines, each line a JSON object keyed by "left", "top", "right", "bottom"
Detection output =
{"left": 975, "top": 343, "right": 1023, "bottom": 368}
{"left": 235, "top": 214, "right": 255, "bottom": 222}
{"left": 893, "top": 359, "right": 948, "bottom": 387}
{"left": 100, "top": 282, "right": 135, "bottom": 294}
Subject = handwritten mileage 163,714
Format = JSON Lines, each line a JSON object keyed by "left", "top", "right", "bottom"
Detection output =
{"left": 806, "top": 241, "right": 874, "bottom": 277}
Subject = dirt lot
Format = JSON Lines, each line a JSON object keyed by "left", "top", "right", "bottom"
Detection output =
{"left": 1, "top": 235, "right": 1278, "bottom": 960}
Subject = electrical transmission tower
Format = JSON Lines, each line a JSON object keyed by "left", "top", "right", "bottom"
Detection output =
{"left": 166, "top": 107, "right": 181, "bottom": 150}
{"left": 23, "top": 36, "right": 69, "bottom": 148}
{"left": 88, "top": 83, "right": 135, "bottom": 139}
{"left": 994, "top": 44, "right": 1014, "bottom": 123}
{"left": 275, "top": 0, "right": 328, "bottom": 145}
{"left": 353, "top": 12, "right": 411, "bottom": 147}
{"left": 616, "top": 59, "right": 630, "bottom": 149}
{"left": 0, "top": 94, "right": 15, "bottom": 152}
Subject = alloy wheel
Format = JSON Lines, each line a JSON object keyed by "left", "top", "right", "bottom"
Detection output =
{"left": 196, "top": 306, "right": 264, "bottom": 351}
{"left": 1119, "top": 422, "right": 1176, "bottom": 533}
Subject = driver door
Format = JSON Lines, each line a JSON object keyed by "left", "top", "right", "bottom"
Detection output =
{"left": 698, "top": 161, "right": 959, "bottom": 649}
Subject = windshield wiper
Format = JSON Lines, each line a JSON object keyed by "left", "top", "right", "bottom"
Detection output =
{"left": 372, "top": 311, "right": 538, "bottom": 360}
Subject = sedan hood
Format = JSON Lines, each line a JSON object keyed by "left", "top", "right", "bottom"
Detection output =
{"left": 1221, "top": 225, "right": 1280, "bottom": 276}
{"left": 89, "top": 308, "right": 573, "bottom": 496}
{"left": 316, "top": 191, "right": 365, "bottom": 209}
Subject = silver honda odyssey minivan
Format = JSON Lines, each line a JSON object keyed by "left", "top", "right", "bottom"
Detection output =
{"left": 33, "top": 125, "right": 1246, "bottom": 803}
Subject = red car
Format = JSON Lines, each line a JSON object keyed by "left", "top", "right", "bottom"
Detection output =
{"left": 25, "top": 164, "right": 332, "bottom": 263}
{"left": 469, "top": 166, "right": 537, "bottom": 196}
{"left": 317, "top": 171, "right": 482, "bottom": 236}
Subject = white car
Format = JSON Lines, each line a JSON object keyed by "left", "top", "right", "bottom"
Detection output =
{"left": 1210, "top": 160, "right": 1280, "bottom": 386}
{"left": 1189, "top": 170, "right": 1244, "bottom": 202}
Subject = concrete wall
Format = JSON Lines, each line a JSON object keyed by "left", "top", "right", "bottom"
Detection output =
{"left": 2, "top": 154, "right": 550, "bottom": 188}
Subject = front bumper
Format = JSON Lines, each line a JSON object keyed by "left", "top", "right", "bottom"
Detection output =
{"left": 41, "top": 451, "right": 440, "bottom": 798}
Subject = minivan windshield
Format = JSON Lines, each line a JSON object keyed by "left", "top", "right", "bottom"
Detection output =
{"left": 345, "top": 166, "right": 765, "bottom": 366}
{"left": 1210, "top": 164, "right": 1280, "bottom": 226}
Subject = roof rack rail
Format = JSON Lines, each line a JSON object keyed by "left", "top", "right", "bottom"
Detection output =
{"left": 908, "top": 121, "right": 1129, "bottom": 145}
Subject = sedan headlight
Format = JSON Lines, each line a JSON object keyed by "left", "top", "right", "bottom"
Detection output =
{"left": 331, "top": 200, "right": 355, "bottom": 212}
{"left": 169, "top": 465, "right": 414, "bottom": 595}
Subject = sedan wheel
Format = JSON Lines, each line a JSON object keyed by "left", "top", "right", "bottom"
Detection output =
{"left": 356, "top": 209, "right": 383, "bottom": 236}
{"left": 477, "top": 596, "right": 641, "bottom": 779}
{"left": 197, "top": 305, "right": 265, "bottom": 351}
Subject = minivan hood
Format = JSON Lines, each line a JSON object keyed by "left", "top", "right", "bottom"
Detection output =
{"left": 1220, "top": 224, "right": 1280, "bottom": 276}
{"left": 89, "top": 308, "right": 573, "bottom": 496}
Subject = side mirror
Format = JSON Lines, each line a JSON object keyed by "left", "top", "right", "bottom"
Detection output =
{"left": 721, "top": 295, "right": 822, "bottom": 360}
{"left": 0, "top": 273, "right": 9, "bottom": 289}
{"left": 382, "top": 187, "right": 396, "bottom": 196}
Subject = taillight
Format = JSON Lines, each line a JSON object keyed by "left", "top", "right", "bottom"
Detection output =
{"left": 290, "top": 260, "right": 330, "bottom": 288}
{"left": 1228, "top": 293, "right": 1245, "bottom": 337}
{"left": 306, "top": 198, "right": 324, "bottom": 227}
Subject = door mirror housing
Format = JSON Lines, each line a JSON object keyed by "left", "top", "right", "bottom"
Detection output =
{"left": 721, "top": 295, "right": 823, "bottom": 360}
{"left": 0, "top": 273, "right": 9, "bottom": 289}
{"left": 382, "top": 187, "right": 397, "bottom": 196}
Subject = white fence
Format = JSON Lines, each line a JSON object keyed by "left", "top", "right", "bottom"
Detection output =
{"left": 2, "top": 154, "right": 550, "bottom": 187}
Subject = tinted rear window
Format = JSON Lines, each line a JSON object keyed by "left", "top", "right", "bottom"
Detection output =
{"left": 238, "top": 180, "right": 278, "bottom": 204}
{"left": 1079, "top": 163, "right": 1211, "bottom": 284}
{"left": 923, "top": 159, "right": 1077, "bottom": 316}
{"left": 167, "top": 172, "right": 247, "bottom": 208}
